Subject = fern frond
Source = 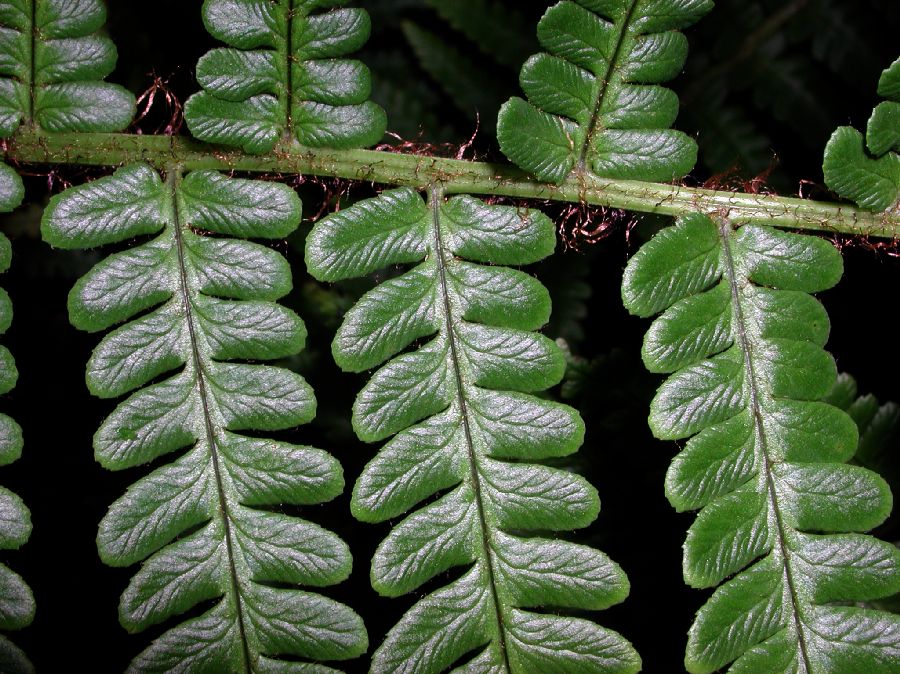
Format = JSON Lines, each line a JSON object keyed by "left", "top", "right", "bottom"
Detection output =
{"left": 421, "top": 0, "right": 534, "bottom": 71}
{"left": 540, "top": 254, "right": 591, "bottom": 346}
{"left": 825, "top": 373, "right": 900, "bottom": 495}
{"left": 401, "top": 20, "right": 505, "bottom": 134}
{"left": 683, "top": 98, "right": 770, "bottom": 175}
{"left": 306, "top": 188, "right": 640, "bottom": 673}
{"left": 364, "top": 48, "right": 451, "bottom": 141}
{"left": 0, "top": 165, "right": 21, "bottom": 213}
{"left": 496, "top": 0, "right": 713, "bottom": 183}
{"left": 0, "top": 0, "right": 134, "bottom": 133}
{"left": 0, "top": 166, "right": 31, "bottom": 674}
{"left": 623, "top": 214, "right": 900, "bottom": 672}
{"left": 749, "top": 52, "right": 833, "bottom": 149}
{"left": 823, "top": 374, "right": 900, "bottom": 614}
{"left": 41, "top": 164, "right": 366, "bottom": 671}
{"left": 823, "top": 55, "right": 900, "bottom": 211}
{"left": 185, "top": 0, "right": 387, "bottom": 153}
{"left": 806, "top": 0, "right": 883, "bottom": 94}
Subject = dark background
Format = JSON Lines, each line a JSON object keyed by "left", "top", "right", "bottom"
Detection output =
{"left": 1, "top": 0, "right": 899, "bottom": 671}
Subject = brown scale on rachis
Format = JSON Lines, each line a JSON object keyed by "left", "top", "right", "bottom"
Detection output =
{"left": 131, "top": 71, "right": 184, "bottom": 136}
{"left": 828, "top": 232, "right": 900, "bottom": 258}
{"left": 374, "top": 115, "right": 481, "bottom": 161}
{"left": 557, "top": 202, "right": 637, "bottom": 251}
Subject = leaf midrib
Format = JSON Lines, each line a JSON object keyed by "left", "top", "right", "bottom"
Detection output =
{"left": 577, "top": 0, "right": 640, "bottom": 171}
{"left": 429, "top": 185, "right": 512, "bottom": 672}
{"left": 169, "top": 169, "right": 253, "bottom": 673}
{"left": 26, "top": 0, "right": 35, "bottom": 125}
{"left": 281, "top": 0, "right": 295, "bottom": 139}
{"left": 718, "top": 220, "right": 813, "bottom": 672}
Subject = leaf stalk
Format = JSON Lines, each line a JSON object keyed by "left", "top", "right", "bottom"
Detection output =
{"left": 6, "top": 129, "right": 899, "bottom": 237}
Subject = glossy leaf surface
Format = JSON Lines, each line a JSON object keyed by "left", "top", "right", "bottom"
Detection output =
{"left": 42, "top": 163, "right": 366, "bottom": 672}
{"left": 497, "top": 0, "right": 712, "bottom": 183}
{"left": 623, "top": 213, "right": 900, "bottom": 673}
{"left": 825, "top": 373, "right": 900, "bottom": 529}
{"left": 824, "top": 55, "right": 900, "bottom": 211}
{"left": 0, "top": 0, "right": 134, "bottom": 134}
{"left": 185, "top": 0, "right": 386, "bottom": 153}
{"left": 307, "top": 188, "right": 640, "bottom": 673}
{"left": 0, "top": 171, "right": 31, "bottom": 674}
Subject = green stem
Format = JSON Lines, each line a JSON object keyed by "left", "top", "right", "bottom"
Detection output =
{"left": 6, "top": 129, "right": 899, "bottom": 237}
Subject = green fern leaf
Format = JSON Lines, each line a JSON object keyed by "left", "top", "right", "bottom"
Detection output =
{"left": 824, "top": 55, "right": 900, "bottom": 211}
{"left": 41, "top": 163, "right": 367, "bottom": 671}
{"left": 868, "top": 101, "right": 900, "bottom": 156}
{"left": 868, "top": 61, "right": 900, "bottom": 157}
{"left": 0, "top": 0, "right": 134, "bottom": 133}
{"left": 0, "top": 165, "right": 22, "bottom": 214}
{"left": 823, "top": 127, "right": 900, "bottom": 212}
{"left": 496, "top": 0, "right": 712, "bottom": 183}
{"left": 0, "top": 168, "right": 32, "bottom": 674}
{"left": 0, "top": 636, "right": 31, "bottom": 674}
{"left": 307, "top": 188, "right": 640, "bottom": 673}
{"left": 623, "top": 213, "right": 900, "bottom": 672}
{"left": 879, "top": 58, "right": 900, "bottom": 101}
{"left": 825, "top": 373, "right": 900, "bottom": 501}
{"left": 185, "top": 0, "right": 387, "bottom": 153}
